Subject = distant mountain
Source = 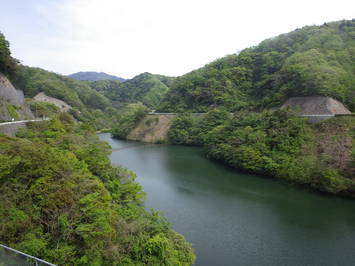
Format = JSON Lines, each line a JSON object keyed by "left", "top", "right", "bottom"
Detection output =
{"left": 12, "top": 65, "right": 118, "bottom": 129}
{"left": 68, "top": 71, "right": 125, "bottom": 82}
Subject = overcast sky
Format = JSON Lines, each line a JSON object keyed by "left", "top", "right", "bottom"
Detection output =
{"left": 0, "top": 0, "right": 354, "bottom": 79}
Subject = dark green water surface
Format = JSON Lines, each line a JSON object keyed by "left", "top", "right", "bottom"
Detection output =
{"left": 99, "top": 133, "right": 355, "bottom": 266}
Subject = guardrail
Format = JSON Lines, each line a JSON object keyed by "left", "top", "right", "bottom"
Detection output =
{"left": 0, "top": 244, "right": 56, "bottom": 266}
{"left": 147, "top": 112, "right": 206, "bottom": 116}
{"left": 300, "top": 114, "right": 334, "bottom": 117}
{"left": 0, "top": 118, "right": 49, "bottom": 126}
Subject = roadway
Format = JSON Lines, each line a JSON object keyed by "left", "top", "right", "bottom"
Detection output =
{"left": 0, "top": 118, "right": 49, "bottom": 126}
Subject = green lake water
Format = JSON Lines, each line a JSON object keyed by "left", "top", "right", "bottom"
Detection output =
{"left": 99, "top": 133, "right": 355, "bottom": 266}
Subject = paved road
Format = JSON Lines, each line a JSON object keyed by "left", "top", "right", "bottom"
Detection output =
{"left": 0, "top": 118, "right": 49, "bottom": 126}
{"left": 148, "top": 112, "right": 206, "bottom": 116}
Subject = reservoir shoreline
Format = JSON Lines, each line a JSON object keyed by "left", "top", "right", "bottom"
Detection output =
{"left": 99, "top": 133, "right": 355, "bottom": 266}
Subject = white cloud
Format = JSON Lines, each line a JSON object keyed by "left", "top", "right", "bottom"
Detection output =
{"left": 1, "top": 0, "right": 354, "bottom": 78}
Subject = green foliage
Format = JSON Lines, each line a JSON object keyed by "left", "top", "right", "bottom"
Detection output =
{"left": 158, "top": 56, "right": 251, "bottom": 112}
{"left": 90, "top": 72, "right": 173, "bottom": 109}
{"left": 159, "top": 20, "right": 355, "bottom": 112}
{"left": 0, "top": 32, "right": 18, "bottom": 77}
{"left": 168, "top": 109, "right": 355, "bottom": 197}
{"left": 158, "top": 20, "right": 355, "bottom": 197}
{"left": 0, "top": 117, "right": 195, "bottom": 265}
{"left": 28, "top": 101, "right": 60, "bottom": 118}
{"left": 280, "top": 49, "right": 348, "bottom": 101}
{"left": 168, "top": 114, "right": 196, "bottom": 144}
{"left": 112, "top": 103, "right": 149, "bottom": 139}
{"left": 68, "top": 71, "right": 124, "bottom": 82}
{"left": 15, "top": 66, "right": 110, "bottom": 109}
{"left": 0, "top": 32, "right": 10, "bottom": 71}
{"left": 5, "top": 104, "right": 19, "bottom": 119}
{"left": 168, "top": 108, "right": 232, "bottom": 145}
{"left": 314, "top": 168, "right": 353, "bottom": 194}
{"left": 11, "top": 65, "right": 118, "bottom": 130}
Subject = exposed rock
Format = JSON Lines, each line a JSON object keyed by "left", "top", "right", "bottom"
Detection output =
{"left": 0, "top": 73, "right": 33, "bottom": 121}
{"left": 281, "top": 96, "right": 351, "bottom": 115}
{"left": 127, "top": 114, "right": 176, "bottom": 143}
{"left": 0, "top": 122, "right": 26, "bottom": 136}
{"left": 34, "top": 92, "right": 72, "bottom": 112}
{"left": 0, "top": 73, "right": 24, "bottom": 105}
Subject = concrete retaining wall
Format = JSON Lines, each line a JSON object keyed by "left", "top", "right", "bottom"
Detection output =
{"left": 0, "top": 122, "right": 26, "bottom": 136}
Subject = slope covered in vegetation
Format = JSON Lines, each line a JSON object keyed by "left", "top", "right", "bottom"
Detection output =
{"left": 0, "top": 32, "right": 33, "bottom": 122}
{"left": 90, "top": 72, "right": 174, "bottom": 109}
{"left": 0, "top": 115, "right": 195, "bottom": 265}
{"left": 11, "top": 66, "right": 119, "bottom": 129}
{"left": 1, "top": 31, "right": 120, "bottom": 129}
{"left": 1, "top": 30, "right": 195, "bottom": 265}
{"left": 158, "top": 20, "right": 355, "bottom": 112}
{"left": 168, "top": 109, "right": 355, "bottom": 197}
{"left": 68, "top": 71, "right": 125, "bottom": 82}
{"left": 129, "top": 20, "right": 355, "bottom": 198}
{"left": 0, "top": 31, "right": 18, "bottom": 78}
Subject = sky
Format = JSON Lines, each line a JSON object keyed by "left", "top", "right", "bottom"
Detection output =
{"left": 0, "top": 0, "right": 354, "bottom": 79}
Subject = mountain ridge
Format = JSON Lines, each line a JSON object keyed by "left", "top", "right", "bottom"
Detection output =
{"left": 158, "top": 19, "right": 355, "bottom": 113}
{"left": 68, "top": 71, "right": 125, "bottom": 82}
{"left": 89, "top": 72, "right": 174, "bottom": 108}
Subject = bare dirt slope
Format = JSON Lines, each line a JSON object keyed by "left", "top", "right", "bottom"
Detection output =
{"left": 127, "top": 114, "right": 176, "bottom": 143}
{"left": 281, "top": 96, "right": 351, "bottom": 115}
{"left": 34, "top": 92, "right": 72, "bottom": 112}
{"left": 315, "top": 117, "right": 355, "bottom": 179}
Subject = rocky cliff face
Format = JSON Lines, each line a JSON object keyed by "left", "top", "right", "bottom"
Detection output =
{"left": 0, "top": 73, "right": 33, "bottom": 121}
{"left": 0, "top": 122, "right": 27, "bottom": 136}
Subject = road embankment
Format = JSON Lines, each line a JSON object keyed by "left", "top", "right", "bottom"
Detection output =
{"left": 127, "top": 114, "right": 176, "bottom": 143}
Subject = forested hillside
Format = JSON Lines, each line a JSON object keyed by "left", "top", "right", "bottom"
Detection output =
{"left": 168, "top": 109, "right": 355, "bottom": 197}
{"left": 68, "top": 71, "right": 125, "bottom": 82}
{"left": 0, "top": 31, "right": 18, "bottom": 78}
{"left": 11, "top": 66, "right": 120, "bottom": 129}
{"left": 0, "top": 32, "right": 33, "bottom": 122}
{"left": 1, "top": 17, "right": 354, "bottom": 265}
{"left": 116, "top": 20, "right": 355, "bottom": 198}
{"left": 1, "top": 30, "right": 195, "bottom": 265}
{"left": 1, "top": 31, "right": 121, "bottom": 129}
{"left": 158, "top": 20, "right": 355, "bottom": 112}
{"left": 90, "top": 72, "right": 174, "bottom": 109}
{"left": 0, "top": 115, "right": 195, "bottom": 265}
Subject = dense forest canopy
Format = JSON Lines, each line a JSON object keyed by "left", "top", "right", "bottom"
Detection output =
{"left": 89, "top": 72, "right": 174, "bottom": 109}
{"left": 158, "top": 20, "right": 355, "bottom": 112}
{"left": 167, "top": 109, "right": 355, "bottom": 196}
{"left": 68, "top": 71, "right": 125, "bottom": 82}
{"left": 0, "top": 31, "right": 18, "bottom": 77}
{"left": 0, "top": 32, "right": 10, "bottom": 71}
{"left": 1, "top": 32, "right": 172, "bottom": 130}
{"left": 111, "top": 103, "right": 149, "bottom": 139}
{"left": 105, "top": 21, "right": 354, "bottom": 197}
{"left": 0, "top": 116, "right": 195, "bottom": 265}
{"left": 0, "top": 30, "right": 195, "bottom": 265}
{"left": 10, "top": 66, "right": 120, "bottom": 129}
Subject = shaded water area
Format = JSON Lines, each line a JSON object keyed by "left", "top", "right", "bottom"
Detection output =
{"left": 99, "top": 133, "right": 355, "bottom": 266}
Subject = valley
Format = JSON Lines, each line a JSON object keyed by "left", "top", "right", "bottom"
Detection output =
{"left": 0, "top": 18, "right": 354, "bottom": 266}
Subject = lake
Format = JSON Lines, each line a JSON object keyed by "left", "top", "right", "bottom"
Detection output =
{"left": 99, "top": 133, "right": 355, "bottom": 266}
